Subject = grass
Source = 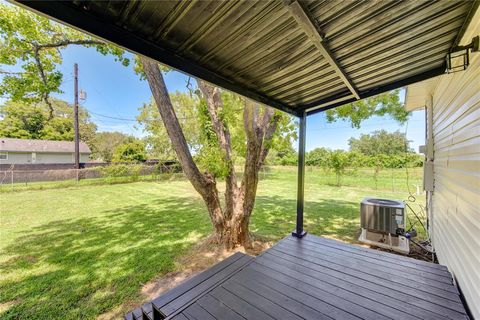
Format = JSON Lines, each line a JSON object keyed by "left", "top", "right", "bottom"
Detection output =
{"left": 0, "top": 172, "right": 184, "bottom": 193}
{"left": 0, "top": 166, "right": 424, "bottom": 319}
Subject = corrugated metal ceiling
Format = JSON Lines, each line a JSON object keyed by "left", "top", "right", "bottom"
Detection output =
{"left": 15, "top": 0, "right": 478, "bottom": 116}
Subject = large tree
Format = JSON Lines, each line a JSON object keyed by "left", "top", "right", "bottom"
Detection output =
{"left": 90, "top": 131, "right": 136, "bottom": 162}
{"left": 0, "top": 3, "right": 409, "bottom": 248}
{"left": 348, "top": 129, "right": 413, "bottom": 156}
{"left": 141, "top": 56, "right": 293, "bottom": 247}
{"left": 112, "top": 139, "right": 147, "bottom": 163}
{"left": 0, "top": 3, "right": 128, "bottom": 120}
{"left": 0, "top": 98, "right": 97, "bottom": 145}
{"left": 325, "top": 89, "right": 408, "bottom": 128}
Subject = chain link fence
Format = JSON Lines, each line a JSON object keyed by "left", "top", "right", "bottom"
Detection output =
{"left": 0, "top": 162, "right": 181, "bottom": 191}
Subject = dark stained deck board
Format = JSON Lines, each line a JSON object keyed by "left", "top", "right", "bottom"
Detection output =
{"left": 162, "top": 254, "right": 252, "bottom": 318}
{"left": 159, "top": 254, "right": 253, "bottom": 317}
{"left": 246, "top": 262, "right": 373, "bottom": 320}
{"left": 220, "top": 279, "right": 304, "bottom": 320}
{"left": 126, "top": 252, "right": 253, "bottom": 320}
{"left": 126, "top": 234, "right": 469, "bottom": 320}
{"left": 274, "top": 240, "right": 462, "bottom": 300}
{"left": 152, "top": 252, "right": 247, "bottom": 309}
{"left": 231, "top": 270, "right": 345, "bottom": 320}
{"left": 269, "top": 242, "right": 458, "bottom": 301}
{"left": 268, "top": 245, "right": 465, "bottom": 316}
{"left": 252, "top": 256, "right": 408, "bottom": 319}
{"left": 182, "top": 302, "right": 216, "bottom": 320}
{"left": 280, "top": 237, "right": 453, "bottom": 282}
{"left": 210, "top": 286, "right": 276, "bottom": 320}
{"left": 196, "top": 294, "right": 245, "bottom": 320}
{"left": 256, "top": 253, "right": 462, "bottom": 320}
{"left": 301, "top": 235, "right": 451, "bottom": 274}
{"left": 171, "top": 314, "right": 189, "bottom": 320}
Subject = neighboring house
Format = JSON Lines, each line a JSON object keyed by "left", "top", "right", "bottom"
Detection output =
{"left": 405, "top": 12, "right": 480, "bottom": 319}
{"left": 0, "top": 138, "right": 91, "bottom": 165}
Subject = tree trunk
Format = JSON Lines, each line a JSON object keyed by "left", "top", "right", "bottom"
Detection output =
{"left": 141, "top": 56, "right": 279, "bottom": 249}
{"left": 141, "top": 57, "right": 224, "bottom": 235}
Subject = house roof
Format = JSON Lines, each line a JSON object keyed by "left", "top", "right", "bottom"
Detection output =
{"left": 15, "top": 0, "right": 478, "bottom": 117}
{"left": 0, "top": 138, "right": 91, "bottom": 153}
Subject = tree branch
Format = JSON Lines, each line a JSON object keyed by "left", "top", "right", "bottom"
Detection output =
{"left": 33, "top": 45, "right": 54, "bottom": 120}
{"left": 35, "top": 39, "right": 106, "bottom": 50}
{"left": 197, "top": 81, "right": 234, "bottom": 164}
{"left": 258, "top": 111, "right": 280, "bottom": 168}
{"left": 23, "top": 39, "right": 106, "bottom": 120}
{"left": 197, "top": 80, "right": 238, "bottom": 218}
{"left": 0, "top": 69, "right": 27, "bottom": 75}
{"left": 240, "top": 100, "right": 265, "bottom": 220}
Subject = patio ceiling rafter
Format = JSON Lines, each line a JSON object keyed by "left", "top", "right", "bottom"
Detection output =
{"left": 304, "top": 65, "right": 447, "bottom": 115}
{"left": 14, "top": 0, "right": 476, "bottom": 118}
{"left": 286, "top": 0, "right": 360, "bottom": 100}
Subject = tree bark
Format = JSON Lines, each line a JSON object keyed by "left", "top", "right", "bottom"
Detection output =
{"left": 238, "top": 100, "right": 279, "bottom": 248}
{"left": 141, "top": 57, "right": 224, "bottom": 235}
{"left": 142, "top": 57, "right": 279, "bottom": 249}
{"left": 197, "top": 80, "right": 238, "bottom": 220}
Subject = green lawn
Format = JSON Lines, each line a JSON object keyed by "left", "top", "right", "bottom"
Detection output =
{"left": 0, "top": 166, "right": 423, "bottom": 319}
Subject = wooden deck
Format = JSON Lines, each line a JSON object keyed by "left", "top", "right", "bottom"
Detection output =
{"left": 126, "top": 234, "right": 469, "bottom": 320}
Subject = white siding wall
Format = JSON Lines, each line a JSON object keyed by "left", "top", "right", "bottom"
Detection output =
{"left": 431, "top": 51, "right": 480, "bottom": 318}
{"left": 80, "top": 153, "right": 89, "bottom": 163}
{"left": 35, "top": 152, "right": 73, "bottom": 164}
{"left": 0, "top": 152, "right": 31, "bottom": 165}
{"left": 0, "top": 152, "right": 90, "bottom": 164}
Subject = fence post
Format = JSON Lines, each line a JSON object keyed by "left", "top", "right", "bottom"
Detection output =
{"left": 391, "top": 168, "right": 395, "bottom": 192}
{"left": 11, "top": 171, "right": 14, "bottom": 191}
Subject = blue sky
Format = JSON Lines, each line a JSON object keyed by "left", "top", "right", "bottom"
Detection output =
{"left": 5, "top": 44, "right": 426, "bottom": 152}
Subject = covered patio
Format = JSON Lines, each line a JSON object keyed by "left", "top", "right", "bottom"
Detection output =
{"left": 14, "top": 0, "right": 478, "bottom": 319}
{"left": 126, "top": 234, "right": 467, "bottom": 320}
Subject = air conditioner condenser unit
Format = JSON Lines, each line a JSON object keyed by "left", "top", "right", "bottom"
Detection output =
{"left": 358, "top": 198, "right": 410, "bottom": 254}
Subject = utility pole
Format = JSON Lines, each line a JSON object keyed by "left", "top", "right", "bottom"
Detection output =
{"left": 73, "top": 63, "right": 80, "bottom": 169}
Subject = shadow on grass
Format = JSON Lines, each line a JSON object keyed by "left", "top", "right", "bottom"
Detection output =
{"left": 1, "top": 194, "right": 360, "bottom": 319}
{"left": 0, "top": 196, "right": 212, "bottom": 320}
{"left": 252, "top": 195, "right": 360, "bottom": 243}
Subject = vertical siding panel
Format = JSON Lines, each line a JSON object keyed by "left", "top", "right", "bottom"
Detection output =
{"left": 431, "top": 49, "right": 480, "bottom": 319}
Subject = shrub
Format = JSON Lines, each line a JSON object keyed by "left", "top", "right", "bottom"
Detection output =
{"left": 326, "top": 150, "right": 353, "bottom": 186}
{"left": 99, "top": 164, "right": 144, "bottom": 182}
{"left": 112, "top": 141, "right": 147, "bottom": 163}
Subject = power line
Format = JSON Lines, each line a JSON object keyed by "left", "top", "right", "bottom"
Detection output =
{"left": 87, "top": 109, "right": 195, "bottom": 122}
{"left": 89, "top": 110, "right": 138, "bottom": 122}
{"left": 85, "top": 106, "right": 245, "bottom": 122}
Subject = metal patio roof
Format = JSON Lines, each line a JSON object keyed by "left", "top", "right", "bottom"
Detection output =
{"left": 16, "top": 0, "right": 479, "bottom": 116}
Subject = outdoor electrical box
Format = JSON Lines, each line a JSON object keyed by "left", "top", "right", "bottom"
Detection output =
{"left": 424, "top": 161, "right": 434, "bottom": 191}
{"left": 419, "top": 145, "right": 426, "bottom": 154}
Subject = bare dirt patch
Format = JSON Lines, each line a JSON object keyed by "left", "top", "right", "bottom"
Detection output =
{"left": 142, "top": 235, "right": 272, "bottom": 300}
{"left": 0, "top": 299, "right": 21, "bottom": 314}
{"left": 97, "top": 235, "right": 272, "bottom": 320}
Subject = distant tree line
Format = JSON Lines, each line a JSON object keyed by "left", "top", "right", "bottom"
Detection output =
{"left": 268, "top": 130, "right": 423, "bottom": 186}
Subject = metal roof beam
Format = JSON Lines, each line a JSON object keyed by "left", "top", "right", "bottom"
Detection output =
{"left": 286, "top": 1, "right": 360, "bottom": 100}
{"left": 303, "top": 65, "right": 446, "bottom": 116}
